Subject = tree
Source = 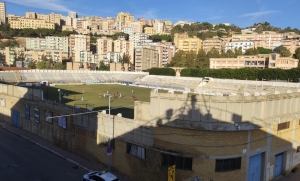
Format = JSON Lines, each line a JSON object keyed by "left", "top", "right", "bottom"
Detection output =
{"left": 234, "top": 47, "right": 243, "bottom": 56}
{"left": 293, "top": 48, "right": 300, "bottom": 67}
{"left": 27, "top": 61, "right": 36, "bottom": 69}
{"left": 169, "top": 50, "right": 186, "bottom": 67}
{"left": 36, "top": 61, "right": 50, "bottom": 69}
{"left": 278, "top": 46, "right": 291, "bottom": 57}
{"left": 53, "top": 62, "right": 64, "bottom": 70}
{"left": 225, "top": 49, "right": 235, "bottom": 58}
{"left": 244, "top": 48, "right": 259, "bottom": 55}
{"left": 196, "top": 49, "right": 209, "bottom": 68}
{"left": 257, "top": 47, "right": 273, "bottom": 54}
{"left": 207, "top": 47, "right": 220, "bottom": 58}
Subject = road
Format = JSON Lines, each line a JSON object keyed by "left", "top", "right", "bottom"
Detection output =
{"left": 0, "top": 127, "right": 86, "bottom": 181}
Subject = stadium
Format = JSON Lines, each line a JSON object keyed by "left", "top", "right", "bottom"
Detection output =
{"left": 1, "top": 70, "right": 300, "bottom": 181}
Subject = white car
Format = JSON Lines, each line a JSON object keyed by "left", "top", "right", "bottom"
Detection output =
{"left": 82, "top": 171, "right": 119, "bottom": 181}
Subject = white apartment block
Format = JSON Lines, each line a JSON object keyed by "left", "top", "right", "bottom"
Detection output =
{"left": 129, "top": 33, "right": 150, "bottom": 47}
{"left": 74, "top": 50, "right": 96, "bottom": 63}
{"left": 122, "top": 27, "right": 135, "bottom": 36}
{"left": 153, "top": 20, "right": 164, "bottom": 34}
{"left": 0, "top": 2, "right": 6, "bottom": 24}
{"left": 26, "top": 38, "right": 46, "bottom": 50}
{"left": 45, "top": 36, "right": 69, "bottom": 57}
{"left": 225, "top": 41, "right": 254, "bottom": 53}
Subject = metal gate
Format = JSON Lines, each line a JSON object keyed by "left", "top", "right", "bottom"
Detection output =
{"left": 12, "top": 110, "right": 20, "bottom": 128}
{"left": 248, "top": 153, "right": 263, "bottom": 181}
{"left": 274, "top": 154, "right": 283, "bottom": 177}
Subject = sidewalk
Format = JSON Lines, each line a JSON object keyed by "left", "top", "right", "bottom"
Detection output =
{"left": 0, "top": 120, "right": 132, "bottom": 181}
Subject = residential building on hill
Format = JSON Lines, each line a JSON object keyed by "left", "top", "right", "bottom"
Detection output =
{"left": 134, "top": 45, "right": 159, "bottom": 72}
{"left": 69, "top": 34, "right": 90, "bottom": 59}
{"left": 225, "top": 41, "right": 254, "bottom": 53}
{"left": 10, "top": 18, "right": 55, "bottom": 29}
{"left": 173, "top": 33, "right": 202, "bottom": 53}
{"left": 203, "top": 37, "right": 223, "bottom": 53}
{"left": 0, "top": 2, "right": 6, "bottom": 24}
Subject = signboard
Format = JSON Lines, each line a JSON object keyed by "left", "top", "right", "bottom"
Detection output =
{"left": 58, "top": 114, "right": 67, "bottom": 129}
{"left": 107, "top": 147, "right": 113, "bottom": 156}
{"left": 25, "top": 104, "right": 30, "bottom": 119}
{"left": 168, "top": 165, "right": 175, "bottom": 181}
{"left": 34, "top": 107, "right": 40, "bottom": 122}
{"left": 44, "top": 110, "right": 53, "bottom": 124}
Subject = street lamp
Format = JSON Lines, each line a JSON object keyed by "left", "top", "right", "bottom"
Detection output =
{"left": 58, "top": 89, "right": 61, "bottom": 103}
{"left": 103, "top": 93, "right": 112, "bottom": 172}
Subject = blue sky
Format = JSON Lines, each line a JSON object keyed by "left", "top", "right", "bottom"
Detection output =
{"left": 5, "top": 0, "right": 300, "bottom": 29}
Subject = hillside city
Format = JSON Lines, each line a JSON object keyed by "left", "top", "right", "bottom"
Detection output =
{"left": 0, "top": 2, "right": 299, "bottom": 73}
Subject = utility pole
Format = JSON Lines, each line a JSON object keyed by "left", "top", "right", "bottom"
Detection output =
{"left": 104, "top": 93, "right": 112, "bottom": 172}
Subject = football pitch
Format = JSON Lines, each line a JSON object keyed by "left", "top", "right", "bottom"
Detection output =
{"left": 36, "top": 84, "right": 153, "bottom": 119}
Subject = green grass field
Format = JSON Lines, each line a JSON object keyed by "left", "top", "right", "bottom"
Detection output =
{"left": 36, "top": 84, "right": 152, "bottom": 119}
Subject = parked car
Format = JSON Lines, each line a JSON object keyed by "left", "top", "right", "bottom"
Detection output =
{"left": 82, "top": 171, "right": 119, "bottom": 181}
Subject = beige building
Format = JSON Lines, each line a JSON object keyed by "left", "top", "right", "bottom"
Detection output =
{"left": 6, "top": 14, "right": 21, "bottom": 24}
{"left": 66, "top": 62, "right": 97, "bottom": 70}
{"left": 231, "top": 32, "right": 257, "bottom": 42}
{"left": 134, "top": 45, "right": 159, "bottom": 72}
{"left": 210, "top": 53, "right": 298, "bottom": 69}
{"left": 0, "top": 2, "right": 6, "bottom": 24}
{"left": 116, "top": 12, "right": 134, "bottom": 30}
{"left": 10, "top": 18, "right": 55, "bottom": 29}
{"left": 255, "top": 31, "right": 283, "bottom": 50}
{"left": 23, "top": 49, "right": 62, "bottom": 63}
{"left": 153, "top": 19, "right": 164, "bottom": 34}
{"left": 173, "top": 33, "right": 202, "bottom": 53}
{"left": 113, "top": 37, "right": 134, "bottom": 64}
{"left": 4, "top": 46, "right": 25, "bottom": 65}
{"left": 62, "top": 25, "right": 73, "bottom": 32}
{"left": 126, "top": 21, "right": 143, "bottom": 33}
{"left": 97, "top": 37, "right": 113, "bottom": 63}
{"left": 282, "top": 39, "right": 300, "bottom": 55}
{"left": 110, "top": 62, "right": 135, "bottom": 71}
{"left": 69, "top": 34, "right": 90, "bottom": 59}
{"left": 74, "top": 50, "right": 98, "bottom": 64}
{"left": 203, "top": 37, "right": 223, "bottom": 53}
{"left": 144, "top": 26, "right": 155, "bottom": 35}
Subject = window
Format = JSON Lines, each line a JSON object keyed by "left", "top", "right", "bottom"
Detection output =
{"left": 161, "top": 153, "right": 192, "bottom": 170}
{"left": 215, "top": 157, "right": 241, "bottom": 172}
{"left": 297, "top": 146, "right": 300, "bottom": 153}
{"left": 126, "top": 143, "right": 146, "bottom": 159}
{"left": 278, "top": 122, "right": 290, "bottom": 131}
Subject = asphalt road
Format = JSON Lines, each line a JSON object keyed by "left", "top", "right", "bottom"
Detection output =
{"left": 0, "top": 127, "right": 87, "bottom": 181}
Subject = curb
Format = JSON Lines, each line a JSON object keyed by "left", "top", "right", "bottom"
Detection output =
{"left": 0, "top": 124, "right": 92, "bottom": 172}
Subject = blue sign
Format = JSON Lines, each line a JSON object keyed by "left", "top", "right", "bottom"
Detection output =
{"left": 107, "top": 147, "right": 112, "bottom": 153}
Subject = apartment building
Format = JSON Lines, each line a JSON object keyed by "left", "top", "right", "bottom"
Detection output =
{"left": 144, "top": 27, "right": 155, "bottom": 36}
{"left": 134, "top": 45, "right": 159, "bottom": 72}
{"left": 153, "top": 20, "right": 164, "bottom": 34}
{"left": 0, "top": 2, "right": 6, "bottom": 24}
{"left": 255, "top": 31, "right": 283, "bottom": 50}
{"left": 74, "top": 50, "right": 97, "bottom": 64}
{"left": 210, "top": 53, "right": 298, "bottom": 69}
{"left": 125, "top": 21, "right": 143, "bottom": 33}
{"left": 10, "top": 18, "right": 55, "bottom": 29}
{"left": 45, "top": 36, "right": 69, "bottom": 58}
{"left": 97, "top": 37, "right": 113, "bottom": 64}
{"left": 62, "top": 25, "right": 73, "bottom": 32}
{"left": 23, "top": 49, "right": 62, "bottom": 63}
{"left": 26, "top": 38, "right": 46, "bottom": 50}
{"left": 115, "top": 12, "right": 134, "bottom": 30}
{"left": 113, "top": 37, "right": 134, "bottom": 64}
{"left": 122, "top": 27, "right": 135, "bottom": 36}
{"left": 69, "top": 34, "right": 90, "bottom": 59}
{"left": 173, "top": 33, "right": 202, "bottom": 53}
{"left": 25, "top": 12, "right": 61, "bottom": 26}
{"left": 282, "top": 38, "right": 300, "bottom": 55}
{"left": 68, "top": 12, "right": 78, "bottom": 18}
{"left": 231, "top": 32, "right": 257, "bottom": 41}
{"left": 100, "top": 17, "right": 115, "bottom": 31}
{"left": 202, "top": 37, "right": 223, "bottom": 53}
{"left": 4, "top": 46, "right": 25, "bottom": 65}
{"left": 225, "top": 41, "right": 254, "bottom": 53}
{"left": 6, "top": 14, "right": 21, "bottom": 24}
{"left": 129, "top": 33, "right": 150, "bottom": 47}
